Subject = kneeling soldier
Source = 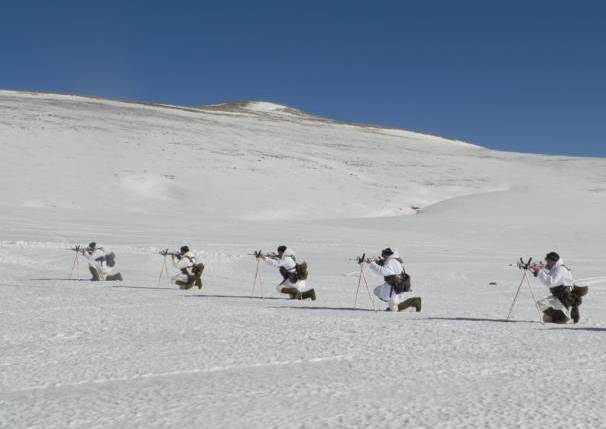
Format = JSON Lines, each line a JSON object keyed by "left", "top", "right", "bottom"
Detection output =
{"left": 260, "top": 245, "right": 315, "bottom": 300}
{"left": 531, "top": 251, "right": 587, "bottom": 324}
{"left": 171, "top": 246, "right": 204, "bottom": 290}
{"left": 81, "top": 242, "right": 123, "bottom": 281}
{"left": 367, "top": 248, "right": 421, "bottom": 312}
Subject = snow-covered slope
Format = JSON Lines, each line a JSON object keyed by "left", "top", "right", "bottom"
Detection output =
{"left": 2, "top": 90, "right": 604, "bottom": 225}
{"left": 1, "top": 90, "right": 606, "bottom": 428}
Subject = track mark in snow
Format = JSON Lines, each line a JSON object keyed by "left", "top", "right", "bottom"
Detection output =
{"left": 4, "top": 355, "right": 350, "bottom": 394}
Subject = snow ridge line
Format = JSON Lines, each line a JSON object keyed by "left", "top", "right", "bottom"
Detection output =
{"left": 3, "top": 355, "right": 350, "bottom": 394}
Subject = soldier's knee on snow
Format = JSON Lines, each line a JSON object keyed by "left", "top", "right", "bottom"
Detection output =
{"left": 89, "top": 266, "right": 100, "bottom": 281}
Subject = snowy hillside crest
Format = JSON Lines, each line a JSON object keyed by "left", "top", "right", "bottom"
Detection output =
{"left": 0, "top": 89, "right": 535, "bottom": 222}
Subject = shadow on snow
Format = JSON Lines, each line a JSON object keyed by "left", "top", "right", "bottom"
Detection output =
{"left": 274, "top": 305, "right": 378, "bottom": 313}
{"left": 545, "top": 326, "right": 606, "bottom": 332}
{"left": 186, "top": 294, "right": 288, "bottom": 301}
{"left": 112, "top": 285, "right": 173, "bottom": 291}
{"left": 426, "top": 316, "right": 542, "bottom": 324}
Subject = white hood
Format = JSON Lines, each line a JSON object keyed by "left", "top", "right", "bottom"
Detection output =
{"left": 283, "top": 248, "right": 296, "bottom": 258}
{"left": 537, "top": 257, "right": 573, "bottom": 288}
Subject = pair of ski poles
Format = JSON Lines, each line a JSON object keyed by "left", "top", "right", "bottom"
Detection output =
{"left": 506, "top": 257, "right": 543, "bottom": 322}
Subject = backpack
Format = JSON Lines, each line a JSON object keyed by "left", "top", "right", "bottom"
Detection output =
{"left": 400, "top": 271, "right": 411, "bottom": 292}
{"left": 295, "top": 262, "right": 309, "bottom": 280}
{"left": 192, "top": 262, "right": 205, "bottom": 277}
{"left": 105, "top": 252, "right": 116, "bottom": 268}
{"left": 387, "top": 270, "right": 411, "bottom": 294}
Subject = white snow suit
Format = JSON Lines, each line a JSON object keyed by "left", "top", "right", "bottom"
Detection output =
{"left": 535, "top": 259, "right": 574, "bottom": 318}
{"left": 264, "top": 248, "right": 309, "bottom": 292}
{"left": 81, "top": 246, "right": 118, "bottom": 280}
{"left": 171, "top": 251, "right": 197, "bottom": 285}
{"left": 370, "top": 251, "right": 410, "bottom": 310}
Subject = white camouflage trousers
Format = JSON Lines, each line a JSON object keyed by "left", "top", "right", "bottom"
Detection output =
{"left": 276, "top": 279, "right": 310, "bottom": 293}
{"left": 537, "top": 295, "right": 570, "bottom": 318}
{"left": 89, "top": 264, "right": 115, "bottom": 281}
{"left": 374, "top": 283, "right": 410, "bottom": 307}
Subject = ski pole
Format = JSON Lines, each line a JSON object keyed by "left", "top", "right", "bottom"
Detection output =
{"left": 506, "top": 270, "right": 526, "bottom": 321}
{"left": 69, "top": 251, "right": 80, "bottom": 279}
{"left": 524, "top": 272, "right": 544, "bottom": 322}
{"left": 354, "top": 263, "right": 364, "bottom": 308}
{"left": 158, "top": 256, "right": 169, "bottom": 287}
{"left": 361, "top": 267, "right": 377, "bottom": 312}
{"left": 252, "top": 259, "right": 262, "bottom": 297}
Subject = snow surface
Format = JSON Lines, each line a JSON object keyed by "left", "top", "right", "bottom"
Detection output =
{"left": 1, "top": 89, "right": 606, "bottom": 428}
{"left": 240, "top": 101, "right": 291, "bottom": 112}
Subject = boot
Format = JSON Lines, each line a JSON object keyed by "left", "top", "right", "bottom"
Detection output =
{"left": 570, "top": 306, "right": 580, "bottom": 324}
{"left": 543, "top": 308, "right": 556, "bottom": 323}
{"left": 397, "top": 297, "right": 422, "bottom": 312}
{"left": 552, "top": 310, "right": 569, "bottom": 324}
{"left": 280, "top": 287, "right": 299, "bottom": 299}
{"left": 301, "top": 289, "right": 316, "bottom": 301}
{"left": 544, "top": 308, "right": 568, "bottom": 324}
{"left": 106, "top": 273, "right": 123, "bottom": 281}
{"left": 176, "top": 280, "right": 193, "bottom": 290}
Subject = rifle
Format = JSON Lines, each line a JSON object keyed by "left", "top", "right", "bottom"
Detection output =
{"left": 350, "top": 253, "right": 380, "bottom": 265}
{"left": 67, "top": 244, "right": 101, "bottom": 254}
{"left": 159, "top": 249, "right": 181, "bottom": 258}
{"left": 350, "top": 253, "right": 367, "bottom": 264}
{"left": 248, "top": 250, "right": 280, "bottom": 260}
{"left": 516, "top": 257, "right": 543, "bottom": 272}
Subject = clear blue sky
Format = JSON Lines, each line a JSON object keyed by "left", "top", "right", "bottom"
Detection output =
{"left": 1, "top": 0, "right": 605, "bottom": 156}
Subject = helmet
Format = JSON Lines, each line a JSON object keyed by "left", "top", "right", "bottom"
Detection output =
{"left": 381, "top": 248, "right": 394, "bottom": 257}
{"left": 180, "top": 245, "right": 190, "bottom": 254}
{"left": 545, "top": 251, "right": 560, "bottom": 262}
{"left": 277, "top": 245, "right": 287, "bottom": 253}
{"left": 87, "top": 242, "right": 96, "bottom": 251}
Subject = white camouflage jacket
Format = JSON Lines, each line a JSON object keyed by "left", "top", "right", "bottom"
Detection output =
{"left": 173, "top": 251, "right": 197, "bottom": 275}
{"left": 265, "top": 248, "right": 296, "bottom": 273}
{"left": 369, "top": 252, "right": 403, "bottom": 277}
{"left": 536, "top": 259, "right": 573, "bottom": 288}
